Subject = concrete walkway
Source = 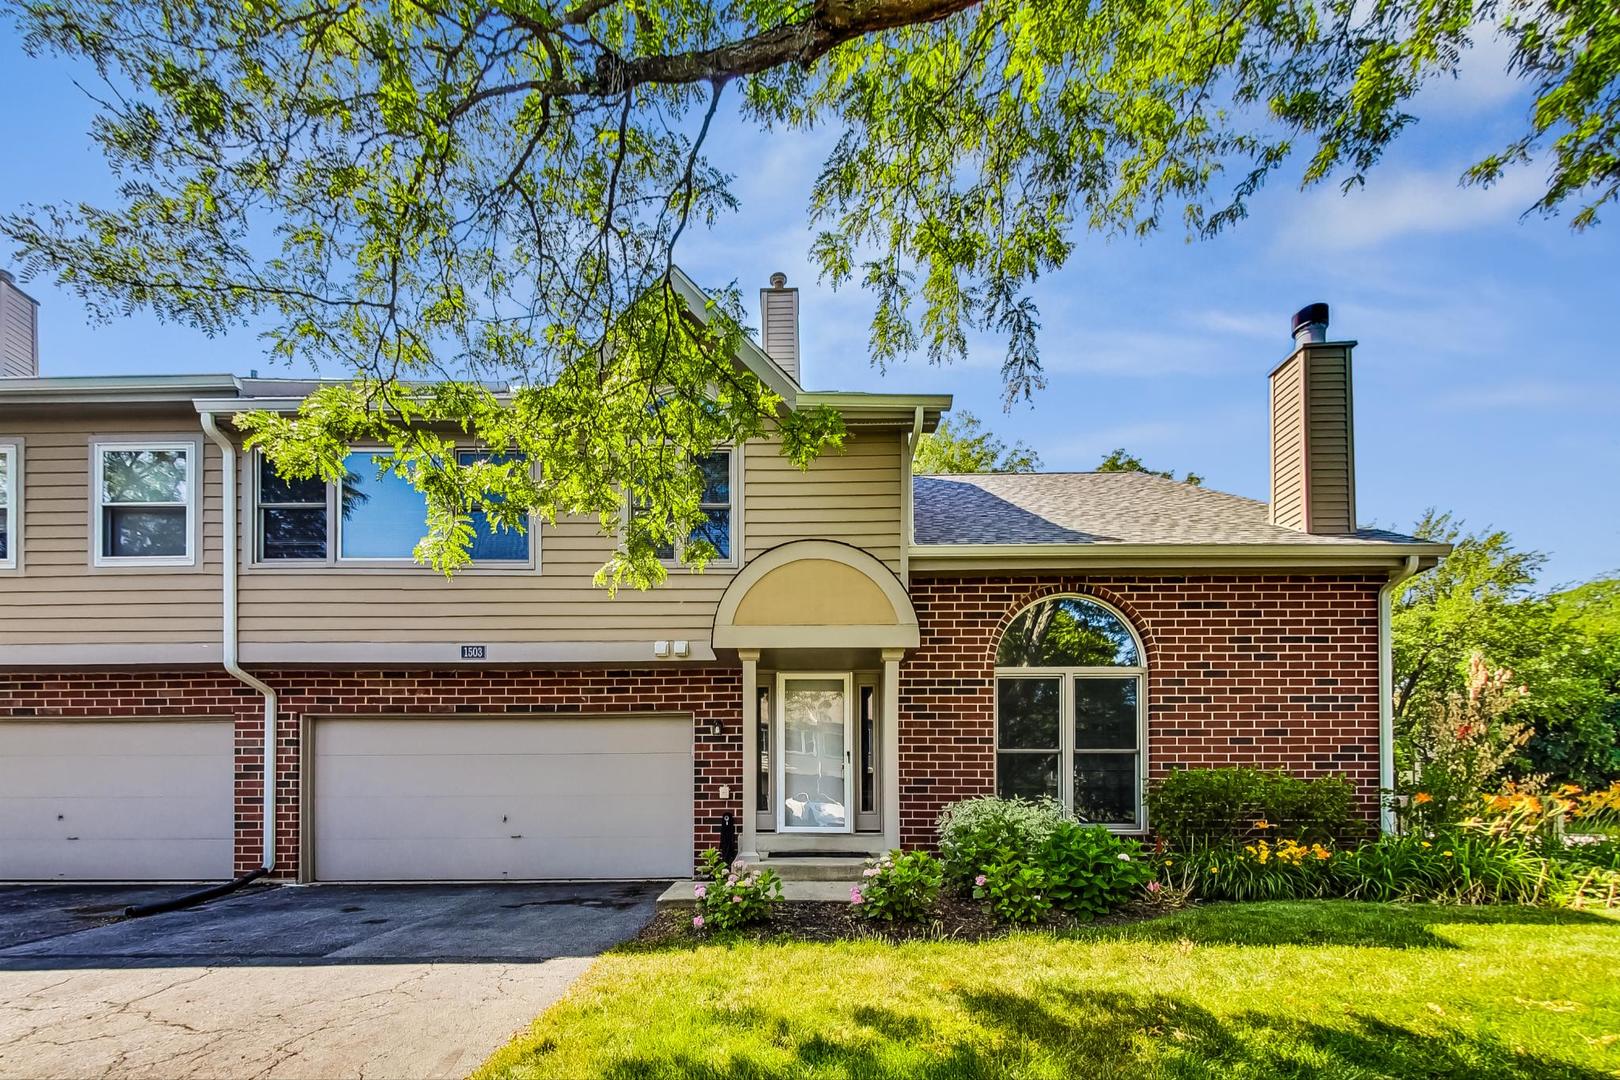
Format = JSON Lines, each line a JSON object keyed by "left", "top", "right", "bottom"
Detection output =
{"left": 0, "top": 882, "right": 661, "bottom": 1080}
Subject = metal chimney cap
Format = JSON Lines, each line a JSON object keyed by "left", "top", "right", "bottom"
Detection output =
{"left": 1291, "top": 302, "right": 1330, "bottom": 342}
{"left": 768, "top": 271, "right": 788, "bottom": 288}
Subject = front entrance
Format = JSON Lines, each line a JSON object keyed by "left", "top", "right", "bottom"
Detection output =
{"left": 776, "top": 674, "right": 852, "bottom": 833}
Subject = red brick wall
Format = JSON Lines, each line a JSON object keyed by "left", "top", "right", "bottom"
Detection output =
{"left": 898, "top": 574, "right": 1383, "bottom": 847}
{"left": 0, "top": 668, "right": 742, "bottom": 877}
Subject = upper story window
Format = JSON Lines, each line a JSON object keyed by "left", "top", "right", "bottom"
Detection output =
{"left": 94, "top": 442, "right": 196, "bottom": 566}
{"left": 640, "top": 450, "right": 735, "bottom": 563}
{"left": 0, "top": 442, "right": 16, "bottom": 569}
{"left": 254, "top": 449, "right": 530, "bottom": 566}
{"left": 995, "top": 595, "right": 1146, "bottom": 829}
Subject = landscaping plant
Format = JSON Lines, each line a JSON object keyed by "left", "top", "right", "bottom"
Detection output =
{"left": 1146, "top": 767, "right": 1361, "bottom": 848}
{"left": 850, "top": 850, "right": 943, "bottom": 922}
{"left": 972, "top": 860, "right": 1053, "bottom": 924}
{"left": 936, "top": 796, "right": 1071, "bottom": 885}
{"left": 692, "top": 850, "right": 782, "bottom": 932}
{"left": 1036, "top": 821, "right": 1153, "bottom": 916}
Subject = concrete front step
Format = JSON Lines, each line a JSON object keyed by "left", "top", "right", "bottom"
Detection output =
{"left": 657, "top": 878, "right": 859, "bottom": 909}
{"left": 757, "top": 856, "right": 872, "bottom": 881}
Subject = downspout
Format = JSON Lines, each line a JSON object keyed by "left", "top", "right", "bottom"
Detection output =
{"left": 199, "top": 411, "right": 278, "bottom": 873}
{"left": 1378, "top": 555, "right": 1420, "bottom": 834}
{"left": 901, "top": 405, "right": 923, "bottom": 581}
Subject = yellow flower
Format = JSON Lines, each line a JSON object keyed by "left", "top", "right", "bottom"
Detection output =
{"left": 1412, "top": 792, "right": 1433, "bottom": 806}
{"left": 1254, "top": 819, "right": 1274, "bottom": 830}
{"left": 1210, "top": 866, "right": 1220, "bottom": 874}
{"left": 1442, "top": 850, "right": 1454, "bottom": 858}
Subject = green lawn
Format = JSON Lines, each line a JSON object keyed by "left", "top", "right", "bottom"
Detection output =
{"left": 475, "top": 902, "right": 1620, "bottom": 1079}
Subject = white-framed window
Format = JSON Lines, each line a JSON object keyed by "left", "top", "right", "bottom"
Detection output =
{"left": 0, "top": 441, "right": 19, "bottom": 570}
{"left": 633, "top": 449, "right": 737, "bottom": 565}
{"left": 93, "top": 441, "right": 197, "bottom": 566}
{"left": 994, "top": 594, "right": 1147, "bottom": 830}
{"left": 253, "top": 448, "right": 532, "bottom": 567}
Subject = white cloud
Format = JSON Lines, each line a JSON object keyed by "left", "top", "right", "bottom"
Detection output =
{"left": 1280, "top": 164, "right": 1545, "bottom": 252}
{"left": 1417, "top": 29, "right": 1526, "bottom": 118}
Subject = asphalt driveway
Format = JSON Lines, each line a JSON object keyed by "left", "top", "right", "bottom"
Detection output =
{"left": 0, "top": 881, "right": 661, "bottom": 1079}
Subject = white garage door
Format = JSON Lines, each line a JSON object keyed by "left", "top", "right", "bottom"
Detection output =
{"left": 312, "top": 716, "right": 694, "bottom": 881}
{"left": 0, "top": 721, "right": 234, "bottom": 881}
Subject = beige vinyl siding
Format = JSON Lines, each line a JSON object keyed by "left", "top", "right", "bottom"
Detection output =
{"left": 1268, "top": 354, "right": 1307, "bottom": 531}
{"left": 745, "top": 429, "right": 903, "bottom": 571}
{"left": 0, "top": 412, "right": 223, "bottom": 647}
{"left": 1304, "top": 345, "right": 1356, "bottom": 535}
{"left": 0, "top": 280, "right": 39, "bottom": 378}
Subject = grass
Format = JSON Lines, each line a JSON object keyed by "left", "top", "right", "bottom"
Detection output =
{"left": 474, "top": 902, "right": 1620, "bottom": 1080}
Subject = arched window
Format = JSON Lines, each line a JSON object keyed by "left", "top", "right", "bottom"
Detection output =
{"left": 995, "top": 595, "right": 1146, "bottom": 829}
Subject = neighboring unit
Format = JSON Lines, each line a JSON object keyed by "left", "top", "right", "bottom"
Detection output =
{"left": 0, "top": 271, "right": 1446, "bottom": 883}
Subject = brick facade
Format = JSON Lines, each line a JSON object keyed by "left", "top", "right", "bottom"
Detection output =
{"left": 1, "top": 572, "right": 1383, "bottom": 875}
{"left": 0, "top": 668, "right": 742, "bottom": 878}
{"left": 897, "top": 573, "right": 1383, "bottom": 847}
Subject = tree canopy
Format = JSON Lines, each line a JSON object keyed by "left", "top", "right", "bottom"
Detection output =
{"left": 1095, "top": 448, "right": 1204, "bottom": 486}
{"left": 1392, "top": 510, "right": 1620, "bottom": 786}
{"left": 912, "top": 411, "right": 1041, "bottom": 473}
{"left": 3, "top": 0, "right": 1614, "bottom": 580}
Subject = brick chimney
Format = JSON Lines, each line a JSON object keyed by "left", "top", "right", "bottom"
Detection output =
{"left": 0, "top": 271, "right": 40, "bottom": 378}
{"left": 1269, "top": 302, "right": 1357, "bottom": 534}
{"left": 759, "top": 271, "right": 800, "bottom": 385}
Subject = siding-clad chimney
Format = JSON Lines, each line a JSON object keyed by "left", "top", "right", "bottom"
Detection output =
{"left": 759, "top": 271, "right": 800, "bottom": 385}
{"left": 0, "top": 271, "right": 40, "bottom": 378}
{"left": 1269, "top": 302, "right": 1357, "bottom": 534}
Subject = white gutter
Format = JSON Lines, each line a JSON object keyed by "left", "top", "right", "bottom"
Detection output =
{"left": 1378, "top": 554, "right": 1421, "bottom": 834}
{"left": 199, "top": 411, "right": 279, "bottom": 873}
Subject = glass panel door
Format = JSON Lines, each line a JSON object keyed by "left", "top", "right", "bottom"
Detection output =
{"left": 777, "top": 674, "right": 851, "bottom": 833}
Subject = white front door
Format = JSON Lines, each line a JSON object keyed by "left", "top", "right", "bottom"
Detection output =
{"left": 776, "top": 673, "right": 852, "bottom": 833}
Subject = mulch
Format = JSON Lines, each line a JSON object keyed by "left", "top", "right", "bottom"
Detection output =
{"left": 635, "top": 895, "right": 1166, "bottom": 947}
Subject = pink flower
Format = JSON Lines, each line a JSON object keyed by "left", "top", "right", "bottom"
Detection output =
{"left": 863, "top": 867, "right": 880, "bottom": 877}
{"left": 692, "top": 915, "right": 704, "bottom": 929}
{"left": 693, "top": 883, "right": 707, "bottom": 899}
{"left": 731, "top": 894, "right": 742, "bottom": 904}
{"left": 850, "top": 887, "right": 864, "bottom": 904}
{"left": 974, "top": 874, "right": 987, "bottom": 887}
{"left": 1146, "top": 881, "right": 1162, "bottom": 894}
{"left": 726, "top": 875, "right": 738, "bottom": 886}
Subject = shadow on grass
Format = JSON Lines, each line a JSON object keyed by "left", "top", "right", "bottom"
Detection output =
{"left": 579, "top": 984, "right": 1608, "bottom": 1080}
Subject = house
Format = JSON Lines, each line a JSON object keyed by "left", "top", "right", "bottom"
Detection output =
{"left": 0, "top": 269, "right": 1447, "bottom": 883}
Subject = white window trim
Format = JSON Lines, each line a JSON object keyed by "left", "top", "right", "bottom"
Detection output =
{"left": 249, "top": 447, "right": 539, "bottom": 571}
{"left": 623, "top": 446, "right": 741, "bottom": 570}
{"left": 0, "top": 439, "right": 21, "bottom": 572}
{"left": 91, "top": 439, "right": 199, "bottom": 568}
{"left": 993, "top": 594, "right": 1149, "bottom": 832}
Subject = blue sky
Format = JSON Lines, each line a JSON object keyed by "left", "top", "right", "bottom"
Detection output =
{"left": 2, "top": 24, "right": 1615, "bottom": 587}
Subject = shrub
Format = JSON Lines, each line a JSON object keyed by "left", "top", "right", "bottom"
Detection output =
{"left": 691, "top": 850, "right": 782, "bottom": 931}
{"left": 851, "top": 850, "right": 943, "bottom": 922}
{"left": 972, "top": 860, "right": 1052, "bottom": 924}
{"left": 1037, "top": 821, "right": 1153, "bottom": 916}
{"left": 1333, "top": 829, "right": 1554, "bottom": 905}
{"left": 936, "top": 796, "right": 1071, "bottom": 884}
{"left": 1161, "top": 838, "right": 1340, "bottom": 902}
{"left": 1147, "top": 767, "right": 1362, "bottom": 848}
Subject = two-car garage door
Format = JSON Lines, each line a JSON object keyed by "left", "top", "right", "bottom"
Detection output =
{"left": 0, "top": 721, "right": 235, "bottom": 881}
{"left": 310, "top": 716, "right": 694, "bottom": 881}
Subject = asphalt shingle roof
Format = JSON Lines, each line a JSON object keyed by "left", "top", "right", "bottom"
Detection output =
{"left": 913, "top": 472, "right": 1426, "bottom": 547}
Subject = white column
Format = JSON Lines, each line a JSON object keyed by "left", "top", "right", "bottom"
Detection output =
{"left": 882, "top": 648, "right": 904, "bottom": 852}
{"left": 739, "top": 649, "right": 761, "bottom": 859}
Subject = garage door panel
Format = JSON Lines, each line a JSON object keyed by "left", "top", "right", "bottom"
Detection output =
{"left": 316, "top": 717, "right": 690, "bottom": 757}
{"left": 313, "top": 717, "right": 693, "bottom": 881}
{"left": 0, "top": 722, "right": 233, "bottom": 881}
{"left": 317, "top": 749, "right": 691, "bottom": 799}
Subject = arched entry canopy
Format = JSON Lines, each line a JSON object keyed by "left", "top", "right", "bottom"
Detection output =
{"left": 713, "top": 540, "right": 919, "bottom": 652}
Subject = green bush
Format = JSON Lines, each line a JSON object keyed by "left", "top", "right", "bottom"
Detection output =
{"left": 1037, "top": 821, "right": 1153, "bottom": 916}
{"left": 1334, "top": 830, "right": 1556, "bottom": 905}
{"left": 1147, "top": 767, "right": 1364, "bottom": 847}
{"left": 1159, "top": 838, "right": 1340, "bottom": 902}
{"left": 851, "top": 850, "right": 943, "bottom": 922}
{"left": 936, "top": 796, "right": 1071, "bottom": 884}
{"left": 692, "top": 850, "right": 783, "bottom": 931}
{"left": 972, "top": 860, "right": 1052, "bottom": 924}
